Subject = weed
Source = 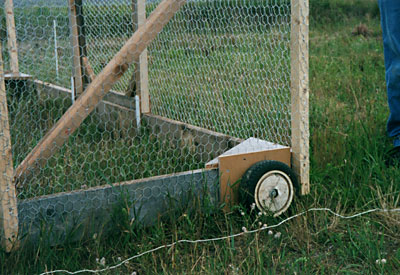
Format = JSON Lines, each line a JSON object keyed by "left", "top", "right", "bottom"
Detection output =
{"left": 1, "top": 0, "right": 400, "bottom": 274}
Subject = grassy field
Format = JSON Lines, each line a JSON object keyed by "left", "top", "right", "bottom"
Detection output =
{"left": 6, "top": 0, "right": 293, "bottom": 198}
{"left": 1, "top": 0, "right": 400, "bottom": 273}
{"left": 4, "top": 0, "right": 292, "bottom": 145}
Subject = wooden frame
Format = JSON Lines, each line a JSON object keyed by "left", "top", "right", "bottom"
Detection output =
{"left": 0, "top": 43, "right": 18, "bottom": 252}
{"left": 68, "top": 0, "right": 88, "bottom": 98}
{"left": 290, "top": 0, "right": 309, "bottom": 195}
{"left": 14, "top": 0, "right": 187, "bottom": 184}
{"left": 1, "top": 0, "right": 309, "bottom": 249}
{"left": 4, "top": 0, "right": 19, "bottom": 74}
{"left": 131, "top": 0, "right": 150, "bottom": 113}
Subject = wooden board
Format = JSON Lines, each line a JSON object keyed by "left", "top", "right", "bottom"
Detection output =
{"left": 82, "top": 56, "right": 96, "bottom": 82}
{"left": 143, "top": 113, "right": 243, "bottom": 163}
{"left": 132, "top": 0, "right": 150, "bottom": 113}
{"left": 68, "top": 0, "right": 87, "bottom": 97}
{"left": 14, "top": 0, "right": 187, "bottom": 185}
{"left": 0, "top": 43, "right": 19, "bottom": 252}
{"left": 4, "top": 0, "right": 19, "bottom": 74}
{"left": 4, "top": 72, "right": 32, "bottom": 80}
{"left": 206, "top": 137, "right": 288, "bottom": 169}
{"left": 290, "top": 0, "right": 310, "bottom": 195}
{"left": 214, "top": 138, "right": 291, "bottom": 210}
{"left": 33, "top": 79, "right": 135, "bottom": 109}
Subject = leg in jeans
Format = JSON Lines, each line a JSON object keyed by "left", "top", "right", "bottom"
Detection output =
{"left": 379, "top": 0, "right": 400, "bottom": 147}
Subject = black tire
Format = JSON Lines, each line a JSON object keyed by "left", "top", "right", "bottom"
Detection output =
{"left": 239, "top": 160, "right": 299, "bottom": 215}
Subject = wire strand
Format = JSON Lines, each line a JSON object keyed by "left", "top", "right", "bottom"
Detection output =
{"left": 38, "top": 207, "right": 400, "bottom": 275}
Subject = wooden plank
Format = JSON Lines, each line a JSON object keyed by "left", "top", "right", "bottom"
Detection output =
{"left": 4, "top": 0, "right": 19, "bottom": 73}
{"left": 206, "top": 137, "right": 288, "bottom": 169}
{"left": 68, "top": 0, "right": 87, "bottom": 97}
{"left": 14, "top": 0, "right": 187, "bottom": 184}
{"left": 4, "top": 73, "right": 31, "bottom": 80}
{"left": 143, "top": 113, "right": 243, "bottom": 163}
{"left": 32, "top": 79, "right": 135, "bottom": 109}
{"left": 290, "top": 0, "right": 309, "bottom": 195}
{"left": 219, "top": 147, "right": 291, "bottom": 210}
{"left": 0, "top": 42, "right": 19, "bottom": 252}
{"left": 130, "top": 0, "right": 150, "bottom": 113}
{"left": 82, "top": 56, "right": 95, "bottom": 82}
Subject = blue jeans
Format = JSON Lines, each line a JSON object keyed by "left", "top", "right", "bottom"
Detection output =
{"left": 379, "top": 0, "right": 400, "bottom": 147}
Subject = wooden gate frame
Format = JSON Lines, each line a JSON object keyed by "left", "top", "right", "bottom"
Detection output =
{"left": 0, "top": 43, "right": 19, "bottom": 252}
{"left": 1, "top": 0, "right": 309, "bottom": 250}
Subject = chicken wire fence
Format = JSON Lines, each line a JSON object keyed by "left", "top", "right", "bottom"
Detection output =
{"left": 0, "top": 0, "right": 308, "bottom": 249}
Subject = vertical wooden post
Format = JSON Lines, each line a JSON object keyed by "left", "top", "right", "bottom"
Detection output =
{"left": 290, "top": 0, "right": 309, "bottom": 195}
{"left": 68, "top": 0, "right": 88, "bottom": 98}
{"left": 4, "top": 0, "right": 19, "bottom": 74}
{"left": 132, "top": 0, "right": 150, "bottom": 113}
{"left": 0, "top": 43, "right": 18, "bottom": 252}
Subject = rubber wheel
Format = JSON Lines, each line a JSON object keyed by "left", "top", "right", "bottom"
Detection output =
{"left": 239, "top": 160, "right": 299, "bottom": 217}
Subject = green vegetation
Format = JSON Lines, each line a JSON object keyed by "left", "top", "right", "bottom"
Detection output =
{"left": 7, "top": 87, "right": 201, "bottom": 199}
{"left": 6, "top": 0, "right": 294, "bottom": 198}
{"left": 1, "top": 0, "right": 400, "bottom": 273}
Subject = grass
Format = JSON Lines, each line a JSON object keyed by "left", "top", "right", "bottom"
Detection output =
{"left": 1, "top": 0, "right": 400, "bottom": 273}
{"left": 7, "top": 88, "right": 202, "bottom": 199}
{"left": 4, "top": 0, "right": 292, "bottom": 144}
{"left": 7, "top": 0, "right": 293, "bottom": 197}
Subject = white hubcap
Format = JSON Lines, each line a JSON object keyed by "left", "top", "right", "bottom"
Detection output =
{"left": 254, "top": 170, "right": 294, "bottom": 217}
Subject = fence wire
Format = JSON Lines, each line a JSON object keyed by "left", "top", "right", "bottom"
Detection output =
{"left": 0, "top": 0, "right": 308, "bottom": 247}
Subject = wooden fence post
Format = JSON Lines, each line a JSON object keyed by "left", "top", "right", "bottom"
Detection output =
{"left": 290, "top": 0, "right": 309, "bottom": 195}
{"left": 4, "top": 0, "right": 19, "bottom": 74}
{"left": 0, "top": 43, "right": 19, "bottom": 252}
{"left": 68, "top": 0, "right": 88, "bottom": 98}
{"left": 14, "top": 0, "right": 186, "bottom": 184}
{"left": 131, "top": 0, "right": 150, "bottom": 113}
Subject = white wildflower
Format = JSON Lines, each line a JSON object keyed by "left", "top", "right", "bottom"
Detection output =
{"left": 376, "top": 259, "right": 387, "bottom": 264}
{"left": 258, "top": 212, "right": 262, "bottom": 216}
{"left": 242, "top": 227, "right": 247, "bottom": 232}
{"left": 250, "top": 203, "right": 256, "bottom": 210}
{"left": 229, "top": 264, "right": 239, "bottom": 275}
{"left": 274, "top": 232, "right": 282, "bottom": 239}
{"left": 96, "top": 257, "right": 105, "bottom": 266}
{"left": 268, "top": 230, "right": 273, "bottom": 235}
{"left": 262, "top": 224, "right": 268, "bottom": 229}
{"left": 258, "top": 222, "right": 262, "bottom": 227}
{"left": 240, "top": 211, "right": 245, "bottom": 216}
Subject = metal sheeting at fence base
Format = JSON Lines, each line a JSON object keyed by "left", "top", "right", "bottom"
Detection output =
{"left": 18, "top": 169, "right": 219, "bottom": 246}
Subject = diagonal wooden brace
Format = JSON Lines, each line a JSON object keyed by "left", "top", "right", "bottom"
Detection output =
{"left": 14, "top": 0, "right": 186, "bottom": 184}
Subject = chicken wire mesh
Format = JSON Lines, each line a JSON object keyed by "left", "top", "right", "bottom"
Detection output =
{"left": 0, "top": 0, "right": 308, "bottom": 245}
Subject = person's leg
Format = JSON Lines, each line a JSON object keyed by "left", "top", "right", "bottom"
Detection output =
{"left": 379, "top": 0, "right": 400, "bottom": 147}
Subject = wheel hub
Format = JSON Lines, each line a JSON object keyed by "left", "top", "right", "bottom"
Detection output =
{"left": 254, "top": 170, "right": 294, "bottom": 217}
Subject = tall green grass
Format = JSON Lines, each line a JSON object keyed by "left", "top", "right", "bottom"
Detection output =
{"left": 1, "top": 0, "right": 399, "bottom": 273}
